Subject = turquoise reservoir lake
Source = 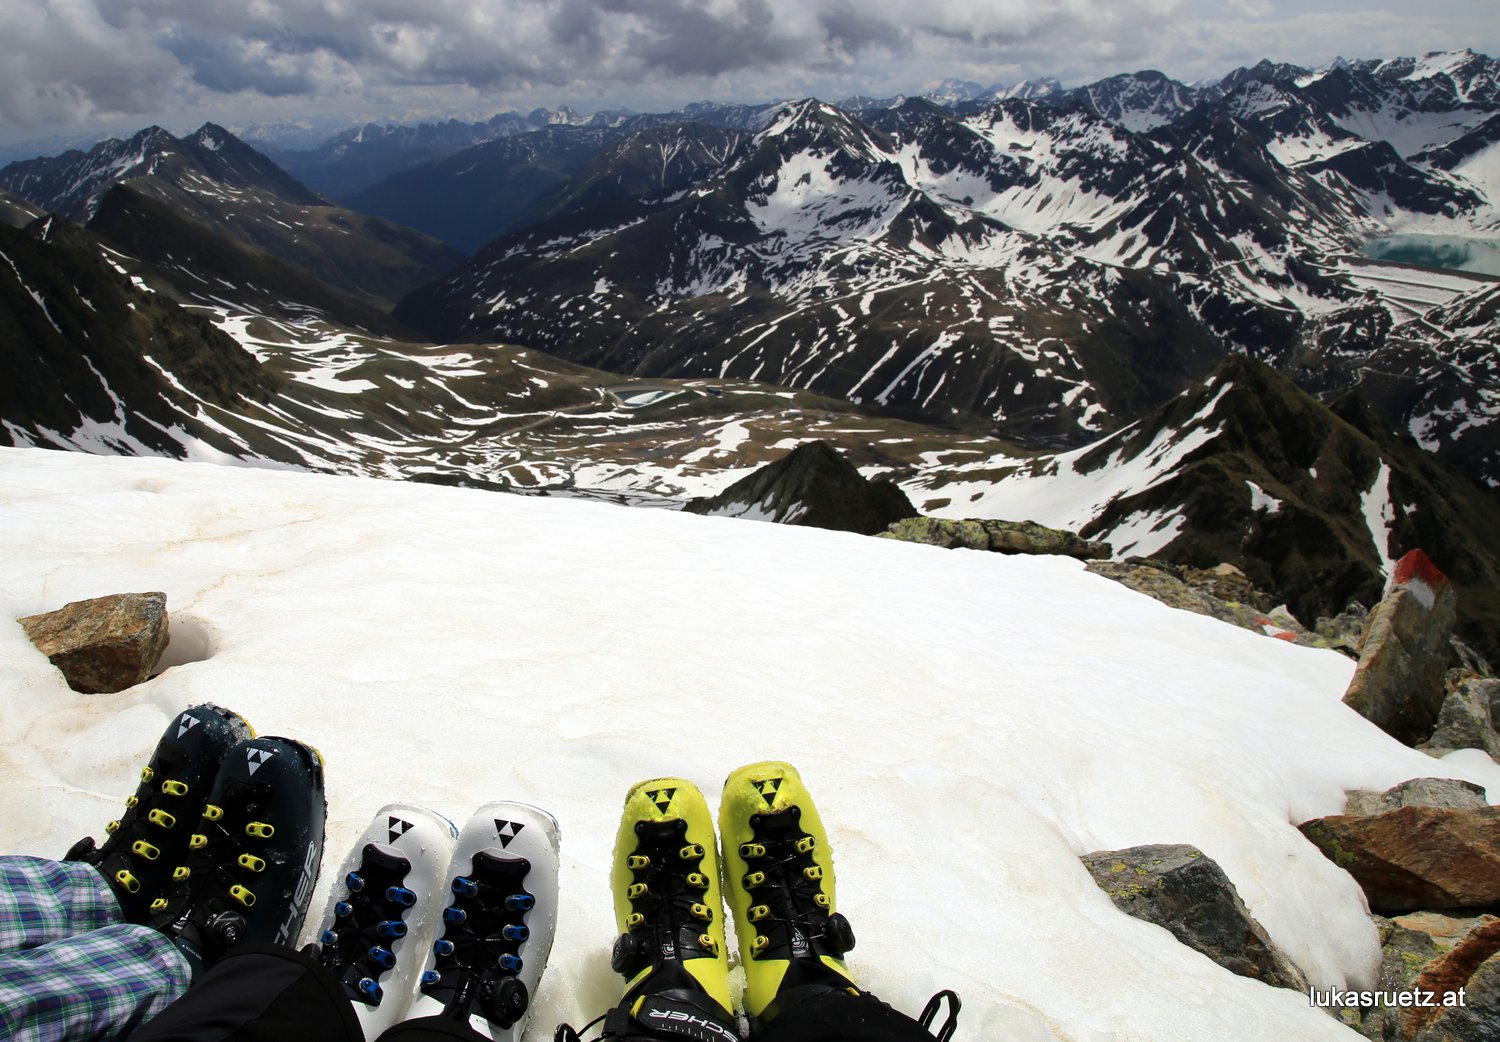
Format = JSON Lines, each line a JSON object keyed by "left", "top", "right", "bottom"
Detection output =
{"left": 1361, "top": 234, "right": 1500, "bottom": 277}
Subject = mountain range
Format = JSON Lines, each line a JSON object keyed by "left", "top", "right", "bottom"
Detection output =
{"left": 0, "top": 123, "right": 460, "bottom": 316}
{"left": 1, "top": 49, "right": 1498, "bottom": 655}
{"left": 392, "top": 52, "right": 1500, "bottom": 491}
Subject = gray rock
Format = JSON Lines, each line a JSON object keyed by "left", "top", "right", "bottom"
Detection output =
{"left": 1345, "top": 779, "right": 1491, "bottom": 816}
{"left": 18, "top": 592, "right": 170, "bottom": 693}
{"left": 1450, "top": 638, "right": 1493, "bottom": 679}
{"left": 1426, "top": 679, "right": 1500, "bottom": 759}
{"left": 1317, "top": 601, "right": 1371, "bottom": 657}
{"left": 1080, "top": 844, "right": 1307, "bottom": 990}
{"left": 1344, "top": 550, "right": 1460, "bottom": 746}
{"left": 1338, "top": 918, "right": 1446, "bottom": 1039}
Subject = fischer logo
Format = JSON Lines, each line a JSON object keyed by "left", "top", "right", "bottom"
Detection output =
{"left": 275, "top": 840, "right": 320, "bottom": 944}
{"left": 646, "top": 1007, "right": 740, "bottom": 1041}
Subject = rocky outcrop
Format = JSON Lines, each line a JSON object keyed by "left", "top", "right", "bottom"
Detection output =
{"left": 1316, "top": 601, "right": 1371, "bottom": 656}
{"left": 1426, "top": 677, "right": 1500, "bottom": 759}
{"left": 1080, "top": 844, "right": 1307, "bottom": 990}
{"left": 1405, "top": 918, "right": 1500, "bottom": 1040}
{"left": 684, "top": 441, "right": 918, "bottom": 535}
{"left": 878, "top": 517, "right": 1111, "bottom": 559}
{"left": 1084, "top": 560, "right": 1336, "bottom": 647}
{"left": 1298, "top": 805, "right": 1500, "bottom": 914}
{"left": 1339, "top": 913, "right": 1500, "bottom": 1041}
{"left": 1343, "top": 550, "right": 1460, "bottom": 746}
{"left": 18, "top": 592, "right": 170, "bottom": 693}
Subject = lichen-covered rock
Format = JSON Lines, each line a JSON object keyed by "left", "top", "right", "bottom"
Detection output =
{"left": 878, "top": 517, "right": 989, "bottom": 550}
{"left": 1338, "top": 914, "right": 1499, "bottom": 1041}
{"left": 1299, "top": 806, "right": 1500, "bottom": 914}
{"left": 1344, "top": 550, "right": 1460, "bottom": 746}
{"left": 1080, "top": 844, "right": 1307, "bottom": 990}
{"left": 18, "top": 592, "right": 170, "bottom": 693}
{"left": 1425, "top": 678, "right": 1500, "bottom": 759}
{"left": 1086, "top": 561, "right": 1225, "bottom": 614}
{"left": 1183, "top": 562, "right": 1270, "bottom": 610}
{"left": 1317, "top": 601, "right": 1371, "bottom": 656}
{"left": 1409, "top": 919, "right": 1500, "bottom": 1041}
{"left": 878, "top": 517, "right": 1111, "bottom": 559}
{"left": 980, "top": 520, "right": 1112, "bottom": 559}
{"left": 1344, "top": 779, "right": 1490, "bottom": 817}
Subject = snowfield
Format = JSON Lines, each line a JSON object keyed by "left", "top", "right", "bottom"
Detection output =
{"left": 1, "top": 446, "right": 1493, "bottom": 1042}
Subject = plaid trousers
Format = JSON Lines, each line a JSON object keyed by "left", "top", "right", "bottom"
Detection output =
{"left": 0, "top": 856, "right": 190, "bottom": 1042}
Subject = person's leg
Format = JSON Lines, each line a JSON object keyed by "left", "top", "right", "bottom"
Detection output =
{"left": 749, "top": 989, "right": 959, "bottom": 1042}
{"left": 0, "top": 922, "right": 190, "bottom": 1042}
{"left": 0, "top": 855, "right": 123, "bottom": 952}
{"left": 128, "top": 944, "right": 363, "bottom": 1042}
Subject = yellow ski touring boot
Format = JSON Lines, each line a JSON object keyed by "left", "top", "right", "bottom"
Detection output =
{"left": 718, "top": 761, "right": 858, "bottom": 1028}
{"left": 603, "top": 777, "right": 740, "bottom": 1041}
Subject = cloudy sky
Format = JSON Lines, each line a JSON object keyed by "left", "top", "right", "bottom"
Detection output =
{"left": 0, "top": 0, "right": 1495, "bottom": 151}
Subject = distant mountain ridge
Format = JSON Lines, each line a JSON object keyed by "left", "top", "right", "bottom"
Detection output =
{"left": 392, "top": 56, "right": 1500, "bottom": 488}
{"left": 0, "top": 123, "right": 462, "bottom": 313}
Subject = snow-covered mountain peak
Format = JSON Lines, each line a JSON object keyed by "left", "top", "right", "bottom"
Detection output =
{"left": 1076, "top": 69, "right": 1202, "bottom": 132}
{"left": 999, "top": 77, "right": 1064, "bottom": 101}
{"left": 925, "top": 78, "right": 989, "bottom": 105}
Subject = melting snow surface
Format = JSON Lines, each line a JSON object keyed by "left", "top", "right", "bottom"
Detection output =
{"left": 3, "top": 447, "right": 1492, "bottom": 1041}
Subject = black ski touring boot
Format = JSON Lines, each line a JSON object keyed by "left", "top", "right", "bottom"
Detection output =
{"left": 147, "top": 735, "right": 327, "bottom": 976}
{"left": 66, "top": 704, "right": 253, "bottom": 923}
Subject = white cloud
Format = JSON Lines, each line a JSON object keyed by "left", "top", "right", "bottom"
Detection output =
{"left": 0, "top": 0, "right": 1494, "bottom": 145}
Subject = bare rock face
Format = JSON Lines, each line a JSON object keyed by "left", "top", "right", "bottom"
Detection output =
{"left": 1343, "top": 550, "right": 1460, "bottom": 746}
{"left": 17, "top": 592, "right": 170, "bottom": 693}
{"left": 1298, "top": 806, "right": 1500, "bottom": 914}
{"left": 1080, "top": 844, "right": 1307, "bottom": 990}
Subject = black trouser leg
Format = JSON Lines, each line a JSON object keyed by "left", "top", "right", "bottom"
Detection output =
{"left": 752, "top": 990, "right": 937, "bottom": 1042}
{"left": 128, "top": 945, "right": 363, "bottom": 1042}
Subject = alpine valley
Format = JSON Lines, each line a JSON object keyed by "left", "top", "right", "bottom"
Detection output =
{"left": 2, "top": 50, "right": 1499, "bottom": 654}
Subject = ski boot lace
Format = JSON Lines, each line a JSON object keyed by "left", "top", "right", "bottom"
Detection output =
{"left": 152, "top": 777, "right": 278, "bottom": 945}
{"left": 614, "top": 818, "right": 720, "bottom": 977}
{"left": 419, "top": 850, "right": 536, "bottom": 1029}
{"left": 318, "top": 843, "right": 419, "bottom": 1007}
{"left": 738, "top": 805, "right": 852, "bottom": 964}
